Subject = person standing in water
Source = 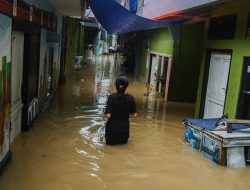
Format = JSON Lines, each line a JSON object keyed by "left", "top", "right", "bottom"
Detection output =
{"left": 104, "top": 76, "right": 137, "bottom": 145}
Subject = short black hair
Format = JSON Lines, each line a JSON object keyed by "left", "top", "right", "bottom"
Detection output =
{"left": 115, "top": 75, "right": 129, "bottom": 93}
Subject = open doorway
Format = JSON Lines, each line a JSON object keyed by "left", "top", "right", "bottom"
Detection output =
{"left": 237, "top": 57, "right": 250, "bottom": 119}
{"left": 12, "top": 20, "right": 40, "bottom": 131}
{"left": 22, "top": 33, "right": 40, "bottom": 130}
{"left": 147, "top": 52, "right": 172, "bottom": 101}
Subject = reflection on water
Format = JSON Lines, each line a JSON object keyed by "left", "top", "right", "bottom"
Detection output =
{"left": 0, "top": 55, "right": 250, "bottom": 190}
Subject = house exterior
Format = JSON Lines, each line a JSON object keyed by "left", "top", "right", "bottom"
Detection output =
{"left": 195, "top": 0, "right": 250, "bottom": 119}
{"left": 128, "top": 0, "right": 250, "bottom": 120}
{"left": 127, "top": 0, "right": 205, "bottom": 102}
{"left": 0, "top": 0, "right": 63, "bottom": 170}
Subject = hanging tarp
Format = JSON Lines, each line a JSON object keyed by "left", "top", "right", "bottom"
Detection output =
{"left": 89, "top": 0, "right": 188, "bottom": 34}
{"left": 129, "top": 0, "right": 138, "bottom": 14}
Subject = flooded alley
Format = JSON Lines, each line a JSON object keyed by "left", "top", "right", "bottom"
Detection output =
{"left": 0, "top": 55, "right": 250, "bottom": 190}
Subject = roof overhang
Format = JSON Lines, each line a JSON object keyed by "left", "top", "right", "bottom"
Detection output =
{"left": 48, "top": 0, "right": 85, "bottom": 17}
{"left": 152, "top": 0, "right": 230, "bottom": 21}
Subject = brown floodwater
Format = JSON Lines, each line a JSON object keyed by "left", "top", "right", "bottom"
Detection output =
{"left": 0, "top": 55, "right": 250, "bottom": 190}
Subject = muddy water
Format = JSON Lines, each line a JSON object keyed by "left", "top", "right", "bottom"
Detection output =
{"left": 0, "top": 55, "right": 250, "bottom": 190}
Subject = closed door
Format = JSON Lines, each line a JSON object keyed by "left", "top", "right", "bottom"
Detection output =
{"left": 11, "top": 31, "right": 24, "bottom": 141}
{"left": 204, "top": 52, "right": 231, "bottom": 118}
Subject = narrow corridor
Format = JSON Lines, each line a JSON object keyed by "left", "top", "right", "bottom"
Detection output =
{"left": 0, "top": 55, "right": 250, "bottom": 190}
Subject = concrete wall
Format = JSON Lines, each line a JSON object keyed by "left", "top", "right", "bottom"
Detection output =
{"left": 149, "top": 28, "right": 174, "bottom": 54}
{"left": 27, "top": 0, "right": 63, "bottom": 106}
{"left": 195, "top": 0, "right": 250, "bottom": 118}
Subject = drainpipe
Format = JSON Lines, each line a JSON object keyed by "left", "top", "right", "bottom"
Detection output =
{"left": 80, "top": 0, "right": 87, "bottom": 18}
{"left": 134, "top": 32, "right": 140, "bottom": 83}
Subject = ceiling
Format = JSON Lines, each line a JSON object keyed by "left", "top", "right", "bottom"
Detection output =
{"left": 48, "top": 0, "right": 85, "bottom": 17}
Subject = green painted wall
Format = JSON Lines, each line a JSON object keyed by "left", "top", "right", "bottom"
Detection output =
{"left": 137, "top": 25, "right": 204, "bottom": 103}
{"left": 137, "top": 28, "right": 174, "bottom": 78}
{"left": 195, "top": 1, "right": 250, "bottom": 118}
{"left": 169, "top": 23, "right": 204, "bottom": 102}
{"left": 65, "top": 18, "right": 85, "bottom": 80}
{"left": 150, "top": 28, "right": 174, "bottom": 54}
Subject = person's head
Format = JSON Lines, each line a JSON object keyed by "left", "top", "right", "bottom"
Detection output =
{"left": 115, "top": 75, "right": 129, "bottom": 94}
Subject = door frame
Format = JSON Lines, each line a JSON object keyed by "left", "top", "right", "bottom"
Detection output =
{"left": 12, "top": 19, "right": 41, "bottom": 130}
{"left": 22, "top": 32, "right": 41, "bottom": 130}
{"left": 199, "top": 49, "right": 232, "bottom": 118}
{"left": 237, "top": 56, "right": 250, "bottom": 119}
{"left": 48, "top": 47, "right": 54, "bottom": 96}
{"left": 147, "top": 51, "right": 172, "bottom": 100}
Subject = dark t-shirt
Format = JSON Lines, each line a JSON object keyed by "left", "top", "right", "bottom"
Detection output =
{"left": 104, "top": 93, "right": 137, "bottom": 143}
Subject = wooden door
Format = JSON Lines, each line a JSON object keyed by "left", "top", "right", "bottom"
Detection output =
{"left": 204, "top": 52, "right": 231, "bottom": 118}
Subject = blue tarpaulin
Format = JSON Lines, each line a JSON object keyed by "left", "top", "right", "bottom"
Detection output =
{"left": 183, "top": 118, "right": 249, "bottom": 131}
{"left": 129, "top": 0, "right": 137, "bottom": 14}
{"left": 89, "top": 0, "right": 188, "bottom": 34}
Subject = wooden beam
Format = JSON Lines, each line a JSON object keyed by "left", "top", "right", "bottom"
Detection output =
{"left": 227, "top": 119, "right": 250, "bottom": 125}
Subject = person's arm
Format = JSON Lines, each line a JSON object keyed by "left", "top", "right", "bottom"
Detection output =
{"left": 104, "top": 95, "right": 112, "bottom": 120}
{"left": 130, "top": 112, "right": 137, "bottom": 118}
{"left": 129, "top": 95, "right": 137, "bottom": 118}
{"left": 104, "top": 113, "right": 111, "bottom": 119}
